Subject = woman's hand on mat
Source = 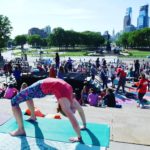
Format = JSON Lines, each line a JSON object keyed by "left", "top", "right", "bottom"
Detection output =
{"left": 69, "top": 137, "right": 82, "bottom": 142}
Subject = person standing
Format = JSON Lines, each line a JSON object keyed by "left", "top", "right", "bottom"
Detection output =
{"left": 95, "top": 58, "right": 100, "bottom": 69}
{"left": 110, "top": 65, "right": 116, "bottom": 88}
{"left": 55, "top": 52, "right": 60, "bottom": 70}
{"left": 91, "top": 64, "right": 97, "bottom": 80}
{"left": 134, "top": 59, "right": 140, "bottom": 80}
{"left": 137, "top": 73, "right": 149, "bottom": 108}
{"left": 100, "top": 67, "right": 108, "bottom": 89}
{"left": 13, "top": 65, "right": 22, "bottom": 90}
{"left": 116, "top": 66, "right": 127, "bottom": 93}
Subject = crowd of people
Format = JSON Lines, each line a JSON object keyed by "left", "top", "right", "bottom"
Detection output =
{"left": 0, "top": 53, "right": 150, "bottom": 142}
{"left": 1, "top": 53, "right": 150, "bottom": 109}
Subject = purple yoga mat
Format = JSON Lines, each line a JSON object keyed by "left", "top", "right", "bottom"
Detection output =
{"left": 116, "top": 98, "right": 136, "bottom": 105}
{"left": 0, "top": 113, "right": 13, "bottom": 126}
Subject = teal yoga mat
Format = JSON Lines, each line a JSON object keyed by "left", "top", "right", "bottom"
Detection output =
{"left": 0, "top": 116, "right": 110, "bottom": 147}
{"left": 0, "top": 113, "right": 12, "bottom": 126}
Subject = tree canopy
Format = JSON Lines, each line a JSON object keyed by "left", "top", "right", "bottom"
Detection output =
{"left": 48, "top": 27, "right": 105, "bottom": 50}
{"left": 14, "top": 35, "right": 27, "bottom": 49}
{"left": 28, "top": 34, "right": 42, "bottom": 48}
{"left": 117, "top": 28, "right": 150, "bottom": 49}
{"left": 0, "top": 15, "right": 12, "bottom": 54}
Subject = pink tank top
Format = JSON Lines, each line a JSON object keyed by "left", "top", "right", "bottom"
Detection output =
{"left": 41, "top": 78, "right": 73, "bottom": 101}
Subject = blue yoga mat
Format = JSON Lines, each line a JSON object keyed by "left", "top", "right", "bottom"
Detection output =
{"left": 0, "top": 113, "right": 12, "bottom": 126}
{"left": 0, "top": 116, "right": 110, "bottom": 147}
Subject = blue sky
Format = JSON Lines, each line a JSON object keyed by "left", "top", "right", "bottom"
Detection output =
{"left": 0, "top": 0, "right": 149, "bottom": 38}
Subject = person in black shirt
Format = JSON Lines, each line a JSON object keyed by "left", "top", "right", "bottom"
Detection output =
{"left": 134, "top": 59, "right": 140, "bottom": 80}
{"left": 55, "top": 52, "right": 60, "bottom": 69}
{"left": 103, "top": 88, "right": 116, "bottom": 107}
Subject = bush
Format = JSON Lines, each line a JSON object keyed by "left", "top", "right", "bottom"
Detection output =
{"left": 128, "top": 52, "right": 133, "bottom": 56}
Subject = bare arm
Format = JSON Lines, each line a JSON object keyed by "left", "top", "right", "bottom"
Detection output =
{"left": 73, "top": 99, "right": 86, "bottom": 128}
{"left": 59, "top": 98, "right": 81, "bottom": 142}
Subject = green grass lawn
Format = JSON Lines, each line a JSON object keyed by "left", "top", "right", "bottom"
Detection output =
{"left": 128, "top": 50, "right": 150, "bottom": 58}
{"left": 12, "top": 48, "right": 150, "bottom": 58}
{"left": 13, "top": 49, "right": 88, "bottom": 57}
{"left": 55, "top": 51, "right": 88, "bottom": 57}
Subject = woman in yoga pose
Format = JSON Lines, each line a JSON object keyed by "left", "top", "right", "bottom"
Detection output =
{"left": 10, "top": 77, "right": 86, "bottom": 142}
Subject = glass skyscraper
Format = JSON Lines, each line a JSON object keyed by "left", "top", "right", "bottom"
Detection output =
{"left": 123, "top": 7, "right": 135, "bottom": 32}
{"left": 123, "top": 7, "right": 132, "bottom": 29}
{"left": 137, "top": 4, "right": 149, "bottom": 29}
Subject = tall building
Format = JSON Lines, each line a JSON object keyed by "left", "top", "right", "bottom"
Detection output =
{"left": 28, "top": 25, "right": 51, "bottom": 38}
{"left": 123, "top": 7, "right": 136, "bottom": 32}
{"left": 43, "top": 26, "right": 51, "bottom": 35}
{"left": 137, "top": 4, "right": 149, "bottom": 29}
{"left": 123, "top": 7, "right": 132, "bottom": 30}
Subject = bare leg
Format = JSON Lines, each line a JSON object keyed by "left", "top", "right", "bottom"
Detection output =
{"left": 26, "top": 100, "right": 36, "bottom": 121}
{"left": 10, "top": 106, "right": 26, "bottom": 136}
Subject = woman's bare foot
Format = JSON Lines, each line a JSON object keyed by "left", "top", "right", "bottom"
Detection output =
{"left": 10, "top": 129, "right": 26, "bottom": 136}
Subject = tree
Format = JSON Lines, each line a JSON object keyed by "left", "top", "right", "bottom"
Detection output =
{"left": 0, "top": 15, "right": 12, "bottom": 55}
{"left": 64, "top": 30, "right": 78, "bottom": 49}
{"left": 81, "top": 31, "right": 105, "bottom": 49}
{"left": 48, "top": 29, "right": 105, "bottom": 51}
{"left": 14, "top": 35, "right": 27, "bottom": 49}
{"left": 117, "top": 28, "right": 150, "bottom": 49}
{"left": 41, "top": 38, "right": 48, "bottom": 47}
{"left": 49, "top": 27, "right": 65, "bottom": 50}
{"left": 28, "top": 34, "right": 42, "bottom": 48}
{"left": 139, "top": 28, "right": 150, "bottom": 48}
{"left": 128, "top": 30, "right": 141, "bottom": 48}
{"left": 118, "top": 32, "right": 130, "bottom": 49}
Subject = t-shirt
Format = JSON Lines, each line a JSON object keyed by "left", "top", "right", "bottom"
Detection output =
{"left": 88, "top": 93, "right": 98, "bottom": 106}
{"left": 138, "top": 78, "right": 149, "bottom": 94}
{"left": 104, "top": 93, "right": 116, "bottom": 107}
{"left": 117, "top": 68, "right": 126, "bottom": 78}
{"left": 49, "top": 67, "right": 56, "bottom": 78}
{"left": 41, "top": 78, "right": 73, "bottom": 101}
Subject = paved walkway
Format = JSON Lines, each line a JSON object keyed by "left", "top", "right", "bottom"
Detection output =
{"left": 0, "top": 95, "right": 150, "bottom": 150}
{"left": 1, "top": 50, "right": 150, "bottom": 149}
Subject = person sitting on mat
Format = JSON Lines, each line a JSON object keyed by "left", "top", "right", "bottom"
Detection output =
{"left": 103, "top": 88, "right": 116, "bottom": 107}
{"left": 10, "top": 77, "right": 86, "bottom": 142}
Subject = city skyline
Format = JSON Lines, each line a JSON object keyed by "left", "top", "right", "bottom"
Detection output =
{"left": 0, "top": 0, "right": 149, "bottom": 38}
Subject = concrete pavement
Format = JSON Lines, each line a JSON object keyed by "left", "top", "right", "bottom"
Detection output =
{"left": 1, "top": 50, "right": 150, "bottom": 149}
{"left": 0, "top": 95, "right": 150, "bottom": 150}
